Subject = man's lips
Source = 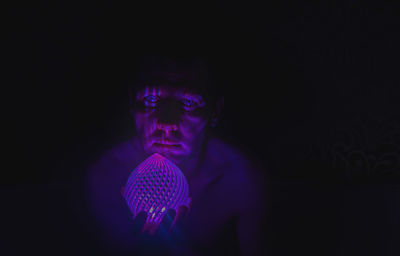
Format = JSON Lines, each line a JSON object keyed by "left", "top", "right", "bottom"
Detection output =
{"left": 153, "top": 142, "right": 182, "bottom": 148}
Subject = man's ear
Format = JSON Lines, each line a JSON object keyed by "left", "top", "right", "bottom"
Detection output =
{"left": 211, "top": 96, "right": 224, "bottom": 127}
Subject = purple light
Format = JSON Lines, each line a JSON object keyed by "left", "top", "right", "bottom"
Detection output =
{"left": 122, "top": 153, "right": 190, "bottom": 224}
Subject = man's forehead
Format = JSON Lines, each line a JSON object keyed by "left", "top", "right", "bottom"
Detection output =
{"left": 136, "top": 85, "right": 205, "bottom": 100}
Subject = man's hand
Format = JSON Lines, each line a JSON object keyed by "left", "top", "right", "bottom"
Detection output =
{"left": 130, "top": 205, "right": 190, "bottom": 255}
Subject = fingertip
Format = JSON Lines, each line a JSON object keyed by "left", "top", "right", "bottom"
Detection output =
{"left": 134, "top": 211, "right": 147, "bottom": 221}
{"left": 161, "top": 209, "right": 175, "bottom": 226}
{"left": 134, "top": 211, "right": 147, "bottom": 226}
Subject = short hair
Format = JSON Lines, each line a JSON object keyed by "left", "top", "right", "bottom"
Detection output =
{"left": 127, "top": 53, "right": 224, "bottom": 106}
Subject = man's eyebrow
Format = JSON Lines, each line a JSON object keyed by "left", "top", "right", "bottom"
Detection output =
{"left": 175, "top": 92, "right": 206, "bottom": 105}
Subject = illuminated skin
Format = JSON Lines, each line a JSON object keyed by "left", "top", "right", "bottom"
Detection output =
{"left": 86, "top": 76, "right": 267, "bottom": 255}
{"left": 133, "top": 85, "right": 210, "bottom": 166}
{"left": 122, "top": 153, "right": 191, "bottom": 224}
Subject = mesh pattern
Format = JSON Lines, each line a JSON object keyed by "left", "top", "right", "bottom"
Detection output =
{"left": 122, "top": 153, "right": 190, "bottom": 223}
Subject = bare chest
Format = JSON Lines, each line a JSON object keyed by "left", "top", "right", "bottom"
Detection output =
{"left": 183, "top": 174, "right": 238, "bottom": 246}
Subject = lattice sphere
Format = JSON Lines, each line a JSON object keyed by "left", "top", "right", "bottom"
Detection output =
{"left": 122, "top": 153, "right": 190, "bottom": 224}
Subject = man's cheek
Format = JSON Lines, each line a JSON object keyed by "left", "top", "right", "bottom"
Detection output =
{"left": 180, "top": 116, "right": 208, "bottom": 138}
{"left": 183, "top": 111, "right": 208, "bottom": 125}
{"left": 134, "top": 113, "right": 155, "bottom": 136}
{"left": 186, "top": 107, "right": 210, "bottom": 119}
{"left": 134, "top": 113, "right": 145, "bottom": 132}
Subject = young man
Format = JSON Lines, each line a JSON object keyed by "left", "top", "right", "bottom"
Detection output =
{"left": 85, "top": 54, "right": 267, "bottom": 255}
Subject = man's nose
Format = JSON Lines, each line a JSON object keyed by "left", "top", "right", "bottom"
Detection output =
{"left": 156, "top": 122, "right": 178, "bottom": 132}
{"left": 156, "top": 101, "right": 181, "bottom": 131}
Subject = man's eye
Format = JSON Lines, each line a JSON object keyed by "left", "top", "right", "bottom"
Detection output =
{"left": 181, "top": 99, "right": 198, "bottom": 110}
{"left": 144, "top": 95, "right": 159, "bottom": 106}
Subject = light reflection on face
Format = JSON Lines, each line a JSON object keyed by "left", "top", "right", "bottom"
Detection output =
{"left": 133, "top": 85, "right": 210, "bottom": 164}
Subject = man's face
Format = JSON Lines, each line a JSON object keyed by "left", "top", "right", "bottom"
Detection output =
{"left": 133, "top": 85, "right": 211, "bottom": 164}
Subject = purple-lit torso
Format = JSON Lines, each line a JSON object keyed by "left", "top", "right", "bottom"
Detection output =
{"left": 85, "top": 135, "right": 258, "bottom": 255}
{"left": 122, "top": 153, "right": 191, "bottom": 224}
{"left": 85, "top": 80, "right": 264, "bottom": 255}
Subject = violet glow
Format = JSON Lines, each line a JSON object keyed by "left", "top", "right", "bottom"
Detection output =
{"left": 134, "top": 85, "right": 209, "bottom": 164}
{"left": 122, "top": 153, "right": 191, "bottom": 224}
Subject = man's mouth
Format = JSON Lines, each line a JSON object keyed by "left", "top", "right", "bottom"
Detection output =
{"left": 153, "top": 142, "right": 182, "bottom": 149}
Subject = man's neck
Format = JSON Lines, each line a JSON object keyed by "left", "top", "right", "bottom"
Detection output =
{"left": 177, "top": 146, "right": 205, "bottom": 181}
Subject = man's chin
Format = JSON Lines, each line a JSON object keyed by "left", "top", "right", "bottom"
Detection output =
{"left": 147, "top": 147, "right": 189, "bottom": 164}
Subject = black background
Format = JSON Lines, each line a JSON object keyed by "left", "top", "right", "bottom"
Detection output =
{"left": 3, "top": 1, "right": 400, "bottom": 255}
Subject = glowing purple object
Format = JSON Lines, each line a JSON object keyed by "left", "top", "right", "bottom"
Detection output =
{"left": 122, "top": 153, "right": 190, "bottom": 224}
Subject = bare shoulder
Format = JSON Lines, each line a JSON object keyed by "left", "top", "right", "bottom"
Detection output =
{"left": 207, "top": 137, "right": 265, "bottom": 178}
{"left": 86, "top": 137, "right": 142, "bottom": 191}
{"left": 206, "top": 137, "right": 267, "bottom": 210}
{"left": 88, "top": 138, "right": 140, "bottom": 172}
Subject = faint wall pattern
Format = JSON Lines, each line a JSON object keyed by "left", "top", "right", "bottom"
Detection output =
{"left": 306, "top": 116, "right": 400, "bottom": 183}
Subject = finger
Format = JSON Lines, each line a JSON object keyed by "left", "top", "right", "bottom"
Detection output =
{"left": 156, "top": 209, "right": 176, "bottom": 236}
{"left": 169, "top": 206, "right": 189, "bottom": 241}
{"left": 131, "top": 211, "right": 147, "bottom": 235}
{"left": 163, "top": 209, "right": 176, "bottom": 229}
{"left": 172, "top": 206, "right": 188, "bottom": 230}
{"left": 176, "top": 205, "right": 189, "bottom": 221}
